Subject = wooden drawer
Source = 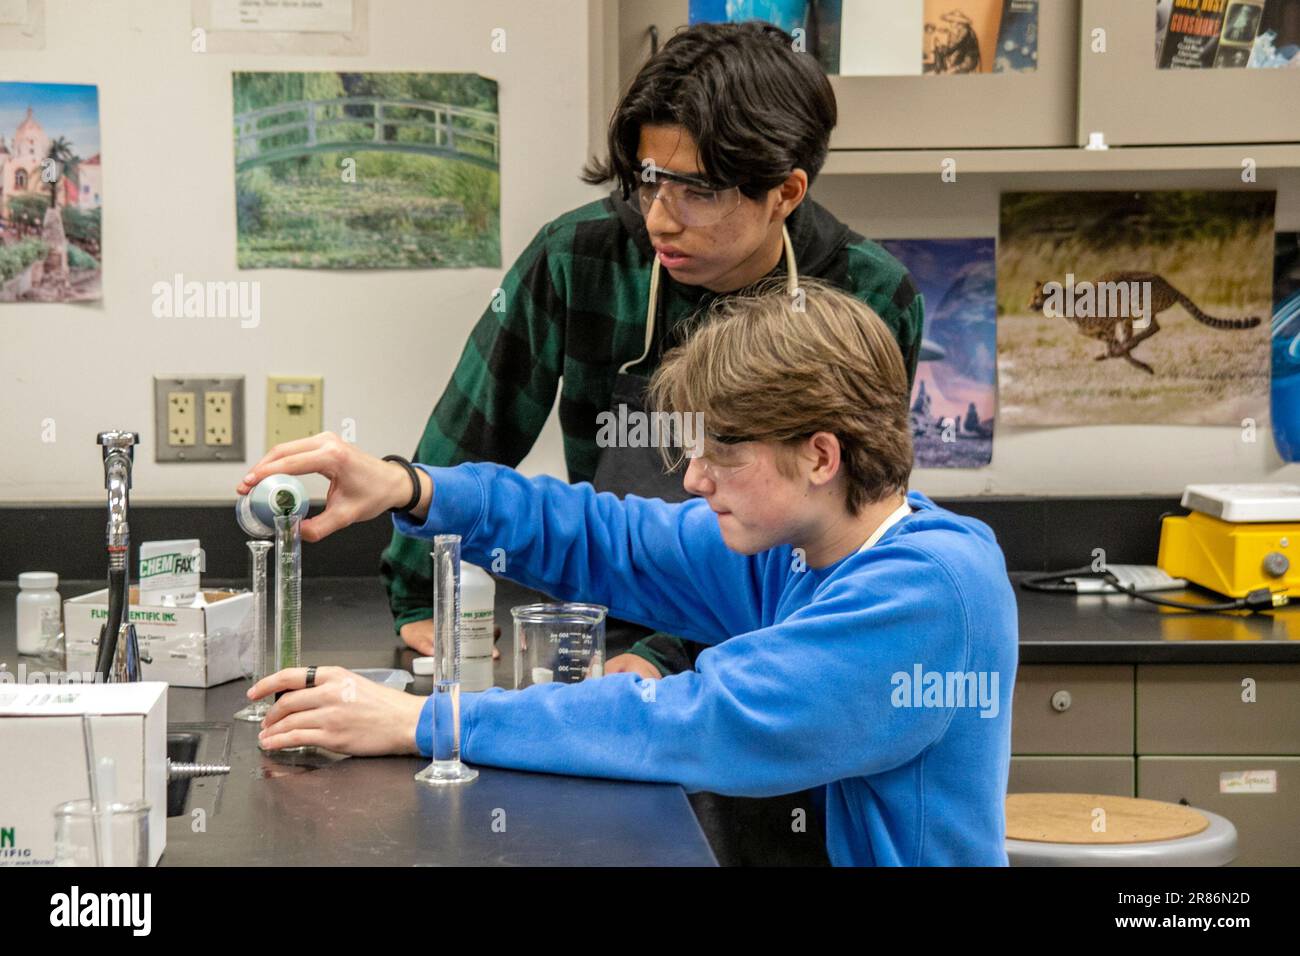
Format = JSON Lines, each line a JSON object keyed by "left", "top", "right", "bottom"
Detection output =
{"left": 1138, "top": 757, "right": 1300, "bottom": 867}
{"left": 1012, "top": 665, "right": 1134, "bottom": 755}
{"left": 1009, "top": 757, "right": 1134, "bottom": 797}
{"left": 1137, "top": 665, "right": 1300, "bottom": 755}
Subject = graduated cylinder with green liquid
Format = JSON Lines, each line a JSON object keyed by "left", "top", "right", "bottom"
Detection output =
{"left": 235, "top": 475, "right": 310, "bottom": 725}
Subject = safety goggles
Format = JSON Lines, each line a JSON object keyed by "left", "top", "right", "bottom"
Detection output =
{"left": 634, "top": 164, "right": 742, "bottom": 227}
{"left": 695, "top": 430, "right": 817, "bottom": 481}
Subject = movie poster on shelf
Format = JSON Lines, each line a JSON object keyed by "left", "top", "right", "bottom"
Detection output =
{"left": 688, "top": 0, "right": 1037, "bottom": 75}
{"left": 688, "top": 0, "right": 809, "bottom": 35}
{"left": 0, "top": 81, "right": 101, "bottom": 303}
{"left": 996, "top": 190, "right": 1274, "bottom": 427}
{"left": 1158, "top": 0, "right": 1230, "bottom": 67}
{"left": 1248, "top": 0, "right": 1300, "bottom": 65}
{"left": 838, "top": 0, "right": 924, "bottom": 76}
{"left": 233, "top": 71, "right": 499, "bottom": 270}
{"left": 923, "top": 0, "right": 1003, "bottom": 73}
{"left": 1157, "top": 0, "right": 1300, "bottom": 68}
{"left": 879, "top": 239, "right": 997, "bottom": 468}
{"left": 1272, "top": 231, "right": 1300, "bottom": 461}
{"left": 993, "top": 0, "right": 1039, "bottom": 72}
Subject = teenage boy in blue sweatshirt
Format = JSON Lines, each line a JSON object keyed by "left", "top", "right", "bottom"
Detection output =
{"left": 242, "top": 279, "right": 1019, "bottom": 866}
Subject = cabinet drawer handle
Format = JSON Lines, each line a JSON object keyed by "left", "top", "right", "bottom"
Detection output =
{"left": 1051, "top": 690, "right": 1072, "bottom": 712}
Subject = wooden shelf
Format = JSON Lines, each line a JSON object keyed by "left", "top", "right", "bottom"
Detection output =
{"left": 821, "top": 143, "right": 1300, "bottom": 176}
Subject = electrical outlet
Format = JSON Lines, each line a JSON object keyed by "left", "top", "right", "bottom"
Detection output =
{"left": 168, "top": 392, "right": 196, "bottom": 446}
{"left": 154, "top": 376, "right": 245, "bottom": 462}
{"left": 266, "top": 376, "right": 323, "bottom": 449}
{"left": 205, "top": 391, "right": 233, "bottom": 445}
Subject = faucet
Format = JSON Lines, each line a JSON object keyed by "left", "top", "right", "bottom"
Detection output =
{"left": 94, "top": 430, "right": 148, "bottom": 681}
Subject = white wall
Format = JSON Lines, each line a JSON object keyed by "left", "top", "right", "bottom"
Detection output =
{"left": 814, "top": 167, "right": 1300, "bottom": 496}
{"left": 3, "top": 0, "right": 1297, "bottom": 505}
{"left": 0, "top": 0, "right": 596, "bottom": 505}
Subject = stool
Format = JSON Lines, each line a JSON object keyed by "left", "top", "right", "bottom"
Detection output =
{"left": 1006, "top": 793, "right": 1238, "bottom": 866}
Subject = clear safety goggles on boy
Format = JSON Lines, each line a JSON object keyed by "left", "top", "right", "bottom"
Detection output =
{"left": 635, "top": 163, "right": 742, "bottom": 226}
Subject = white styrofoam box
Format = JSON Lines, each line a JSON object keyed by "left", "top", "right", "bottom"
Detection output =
{"left": 0, "top": 681, "right": 167, "bottom": 866}
{"left": 65, "top": 587, "right": 253, "bottom": 689}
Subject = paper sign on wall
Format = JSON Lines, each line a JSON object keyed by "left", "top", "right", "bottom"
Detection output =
{"left": 211, "top": 0, "right": 353, "bottom": 33}
{"left": 0, "top": 0, "right": 27, "bottom": 25}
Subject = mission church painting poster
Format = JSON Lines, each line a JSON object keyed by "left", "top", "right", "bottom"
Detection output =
{"left": 0, "top": 82, "right": 102, "bottom": 303}
{"left": 996, "top": 190, "right": 1273, "bottom": 426}
{"left": 233, "top": 72, "right": 500, "bottom": 270}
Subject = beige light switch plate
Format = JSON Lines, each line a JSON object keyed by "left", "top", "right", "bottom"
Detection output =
{"left": 266, "top": 376, "right": 323, "bottom": 450}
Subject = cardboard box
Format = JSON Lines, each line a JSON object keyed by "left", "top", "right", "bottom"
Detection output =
{"left": 65, "top": 587, "right": 253, "bottom": 689}
{"left": 0, "top": 682, "right": 168, "bottom": 866}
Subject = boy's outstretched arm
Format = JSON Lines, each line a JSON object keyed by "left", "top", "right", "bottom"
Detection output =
{"left": 392, "top": 461, "right": 769, "bottom": 645}
{"left": 417, "top": 545, "right": 986, "bottom": 798}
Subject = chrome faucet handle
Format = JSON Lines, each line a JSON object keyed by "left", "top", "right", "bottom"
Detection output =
{"left": 97, "top": 430, "right": 140, "bottom": 457}
{"left": 96, "top": 429, "right": 145, "bottom": 681}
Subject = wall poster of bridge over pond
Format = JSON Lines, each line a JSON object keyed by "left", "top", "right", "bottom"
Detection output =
{"left": 233, "top": 72, "right": 499, "bottom": 270}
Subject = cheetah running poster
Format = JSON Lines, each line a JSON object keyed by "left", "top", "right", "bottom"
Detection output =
{"left": 996, "top": 190, "right": 1274, "bottom": 426}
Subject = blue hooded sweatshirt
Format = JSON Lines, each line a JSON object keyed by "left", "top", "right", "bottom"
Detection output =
{"left": 395, "top": 462, "right": 1019, "bottom": 866}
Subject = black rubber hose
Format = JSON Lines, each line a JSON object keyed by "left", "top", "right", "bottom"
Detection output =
{"left": 95, "top": 565, "right": 125, "bottom": 678}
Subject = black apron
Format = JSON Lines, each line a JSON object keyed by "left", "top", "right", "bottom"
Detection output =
{"left": 590, "top": 229, "right": 830, "bottom": 866}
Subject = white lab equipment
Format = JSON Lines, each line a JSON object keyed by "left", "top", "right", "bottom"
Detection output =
{"left": 16, "top": 571, "right": 61, "bottom": 656}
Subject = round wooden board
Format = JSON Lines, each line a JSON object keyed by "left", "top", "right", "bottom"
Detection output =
{"left": 1006, "top": 793, "right": 1210, "bottom": 845}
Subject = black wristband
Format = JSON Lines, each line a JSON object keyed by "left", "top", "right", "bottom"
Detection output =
{"left": 382, "top": 455, "right": 422, "bottom": 514}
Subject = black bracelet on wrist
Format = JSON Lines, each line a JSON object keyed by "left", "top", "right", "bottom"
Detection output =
{"left": 382, "top": 455, "right": 422, "bottom": 514}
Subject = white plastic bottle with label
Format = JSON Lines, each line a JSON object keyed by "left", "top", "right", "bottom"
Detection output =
{"left": 16, "top": 571, "right": 61, "bottom": 655}
{"left": 459, "top": 563, "right": 495, "bottom": 692}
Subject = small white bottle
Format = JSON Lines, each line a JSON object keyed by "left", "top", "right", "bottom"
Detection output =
{"left": 459, "top": 563, "right": 495, "bottom": 692}
{"left": 16, "top": 571, "right": 61, "bottom": 656}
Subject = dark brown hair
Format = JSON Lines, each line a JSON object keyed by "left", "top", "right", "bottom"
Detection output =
{"left": 582, "top": 21, "right": 837, "bottom": 199}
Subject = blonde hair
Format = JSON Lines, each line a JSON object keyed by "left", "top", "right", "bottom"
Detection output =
{"left": 649, "top": 277, "right": 913, "bottom": 514}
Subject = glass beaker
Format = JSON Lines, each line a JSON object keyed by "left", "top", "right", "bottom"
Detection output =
{"left": 511, "top": 603, "right": 608, "bottom": 689}
{"left": 53, "top": 799, "right": 150, "bottom": 867}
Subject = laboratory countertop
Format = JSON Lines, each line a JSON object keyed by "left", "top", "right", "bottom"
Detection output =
{"left": 0, "top": 578, "right": 718, "bottom": 867}
{"left": 2, "top": 569, "right": 1298, "bottom": 867}
{"left": 1009, "top": 572, "right": 1300, "bottom": 664}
